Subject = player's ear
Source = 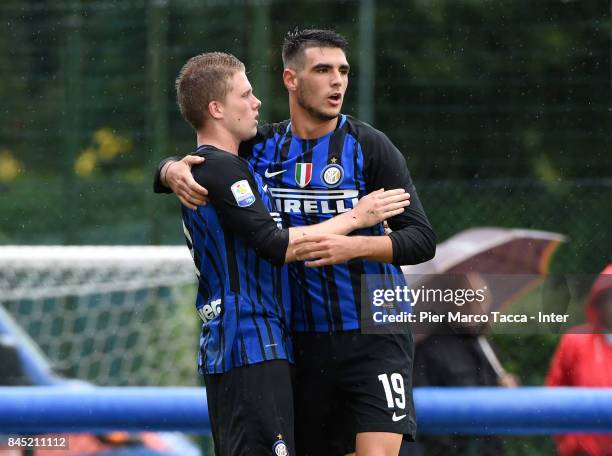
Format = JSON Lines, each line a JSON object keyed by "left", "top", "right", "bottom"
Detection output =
{"left": 283, "top": 68, "right": 297, "bottom": 92}
{"left": 208, "top": 100, "right": 223, "bottom": 120}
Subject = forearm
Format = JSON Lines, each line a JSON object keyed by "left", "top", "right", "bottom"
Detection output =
{"left": 290, "top": 233, "right": 395, "bottom": 267}
{"left": 288, "top": 211, "right": 359, "bottom": 241}
{"left": 153, "top": 156, "right": 180, "bottom": 193}
{"left": 284, "top": 222, "right": 354, "bottom": 263}
{"left": 352, "top": 235, "right": 394, "bottom": 262}
{"left": 159, "top": 160, "right": 175, "bottom": 188}
{"left": 284, "top": 214, "right": 360, "bottom": 263}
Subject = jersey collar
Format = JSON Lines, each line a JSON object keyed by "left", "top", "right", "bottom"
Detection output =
{"left": 286, "top": 114, "right": 346, "bottom": 141}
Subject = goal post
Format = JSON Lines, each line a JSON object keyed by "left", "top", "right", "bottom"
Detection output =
{"left": 0, "top": 246, "right": 200, "bottom": 387}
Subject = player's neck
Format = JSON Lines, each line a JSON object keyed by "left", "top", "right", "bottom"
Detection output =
{"left": 289, "top": 101, "right": 338, "bottom": 139}
{"left": 196, "top": 127, "right": 239, "bottom": 155}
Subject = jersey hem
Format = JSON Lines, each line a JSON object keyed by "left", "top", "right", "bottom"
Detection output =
{"left": 292, "top": 322, "right": 362, "bottom": 333}
{"left": 199, "top": 354, "right": 293, "bottom": 375}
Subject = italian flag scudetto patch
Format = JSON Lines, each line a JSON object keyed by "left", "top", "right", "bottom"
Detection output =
{"left": 295, "top": 162, "right": 313, "bottom": 188}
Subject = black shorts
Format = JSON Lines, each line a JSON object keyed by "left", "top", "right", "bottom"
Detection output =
{"left": 204, "top": 359, "right": 294, "bottom": 456}
{"left": 293, "top": 331, "right": 416, "bottom": 456}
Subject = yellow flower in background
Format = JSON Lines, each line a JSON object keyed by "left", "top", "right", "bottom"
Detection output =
{"left": 74, "top": 149, "right": 97, "bottom": 177}
{"left": 0, "top": 150, "right": 24, "bottom": 182}
{"left": 74, "top": 128, "right": 132, "bottom": 177}
{"left": 533, "top": 155, "right": 561, "bottom": 184}
{"left": 93, "top": 128, "right": 132, "bottom": 160}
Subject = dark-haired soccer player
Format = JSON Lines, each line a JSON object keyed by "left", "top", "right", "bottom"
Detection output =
{"left": 172, "top": 51, "right": 410, "bottom": 456}
{"left": 158, "top": 31, "right": 435, "bottom": 455}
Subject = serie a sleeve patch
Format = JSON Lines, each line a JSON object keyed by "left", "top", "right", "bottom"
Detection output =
{"left": 230, "top": 180, "right": 256, "bottom": 207}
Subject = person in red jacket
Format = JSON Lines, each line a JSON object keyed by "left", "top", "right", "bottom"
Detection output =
{"left": 546, "top": 265, "right": 612, "bottom": 456}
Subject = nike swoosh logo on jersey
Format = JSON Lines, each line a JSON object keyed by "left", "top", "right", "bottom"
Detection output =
{"left": 264, "top": 169, "right": 287, "bottom": 178}
{"left": 392, "top": 412, "right": 407, "bottom": 422}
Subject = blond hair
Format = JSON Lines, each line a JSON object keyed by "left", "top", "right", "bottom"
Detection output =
{"left": 175, "top": 52, "right": 245, "bottom": 130}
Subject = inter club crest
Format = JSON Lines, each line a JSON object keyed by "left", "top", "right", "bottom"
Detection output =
{"left": 295, "top": 163, "right": 313, "bottom": 188}
{"left": 321, "top": 163, "right": 344, "bottom": 188}
{"left": 273, "top": 434, "right": 289, "bottom": 456}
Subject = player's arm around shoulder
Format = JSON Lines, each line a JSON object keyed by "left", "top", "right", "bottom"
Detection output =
{"left": 154, "top": 154, "right": 209, "bottom": 209}
{"left": 153, "top": 123, "right": 281, "bottom": 207}
{"left": 193, "top": 151, "right": 290, "bottom": 266}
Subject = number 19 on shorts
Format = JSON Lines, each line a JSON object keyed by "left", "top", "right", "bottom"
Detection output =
{"left": 378, "top": 373, "right": 406, "bottom": 409}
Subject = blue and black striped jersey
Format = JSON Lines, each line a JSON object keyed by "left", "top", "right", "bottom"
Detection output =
{"left": 240, "top": 114, "right": 436, "bottom": 332}
{"left": 181, "top": 145, "right": 292, "bottom": 373}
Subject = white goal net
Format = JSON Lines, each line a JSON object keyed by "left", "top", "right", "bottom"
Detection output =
{"left": 0, "top": 246, "right": 200, "bottom": 386}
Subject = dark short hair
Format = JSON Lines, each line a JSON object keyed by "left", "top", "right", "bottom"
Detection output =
{"left": 282, "top": 29, "right": 348, "bottom": 69}
{"left": 175, "top": 52, "right": 245, "bottom": 130}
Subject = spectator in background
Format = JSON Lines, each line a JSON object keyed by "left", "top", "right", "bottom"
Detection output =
{"left": 411, "top": 273, "right": 518, "bottom": 455}
{"left": 546, "top": 265, "right": 612, "bottom": 456}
